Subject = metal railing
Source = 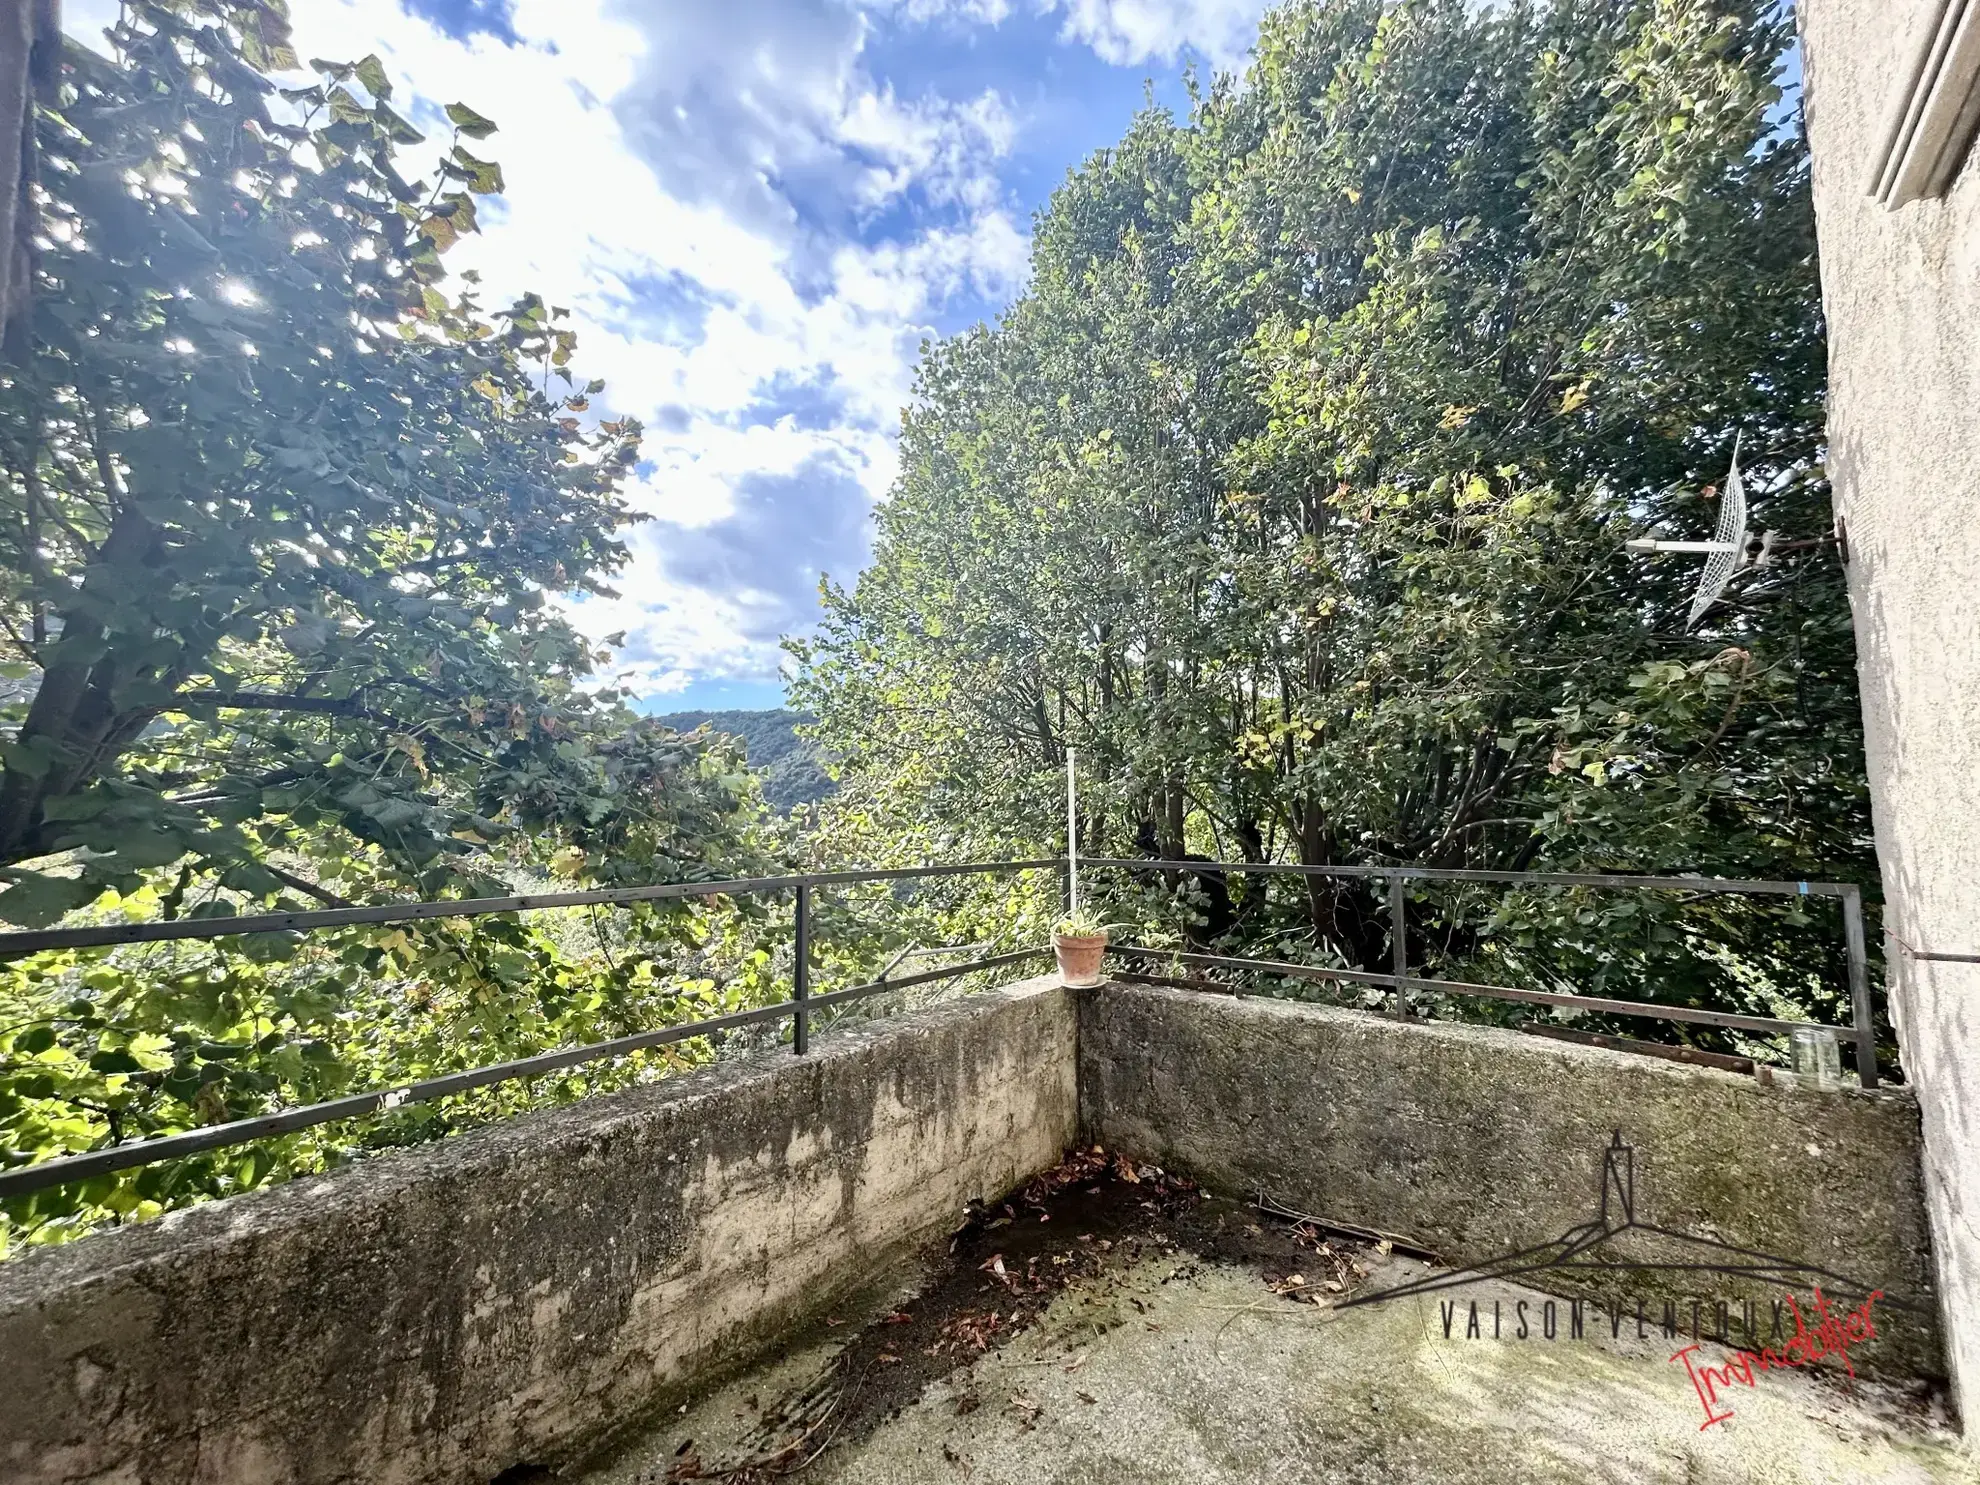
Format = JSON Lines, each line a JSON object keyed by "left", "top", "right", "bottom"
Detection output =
{"left": 1084, "top": 858, "right": 1879, "bottom": 1092}
{"left": 0, "top": 854, "right": 1882, "bottom": 1203}
{"left": 0, "top": 860, "right": 1061, "bottom": 1201}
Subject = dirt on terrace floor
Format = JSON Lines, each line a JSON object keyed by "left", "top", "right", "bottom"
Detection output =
{"left": 563, "top": 1149, "right": 1980, "bottom": 1485}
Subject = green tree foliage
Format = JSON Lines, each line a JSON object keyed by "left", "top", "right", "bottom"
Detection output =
{"left": 0, "top": 0, "right": 777, "bottom": 1249}
{"left": 793, "top": 0, "right": 1872, "bottom": 1051}
{"left": 653, "top": 709, "right": 836, "bottom": 814}
{"left": 0, "top": 1, "right": 732, "bottom": 915}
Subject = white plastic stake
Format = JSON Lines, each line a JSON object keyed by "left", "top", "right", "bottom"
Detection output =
{"left": 1624, "top": 539, "right": 1741, "bottom": 554}
{"left": 1066, "top": 748, "right": 1079, "bottom": 922}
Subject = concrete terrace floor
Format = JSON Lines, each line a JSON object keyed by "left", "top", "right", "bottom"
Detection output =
{"left": 572, "top": 1187, "right": 1978, "bottom": 1485}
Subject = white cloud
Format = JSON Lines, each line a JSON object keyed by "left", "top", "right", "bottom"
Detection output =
{"left": 122, "top": 0, "right": 1029, "bottom": 694}
{"left": 57, "top": 0, "right": 1247, "bottom": 697}
{"left": 869, "top": 0, "right": 1268, "bottom": 66}
{"left": 872, "top": 0, "right": 1015, "bottom": 25}
{"left": 1050, "top": 0, "right": 1268, "bottom": 67}
{"left": 840, "top": 88, "right": 1017, "bottom": 211}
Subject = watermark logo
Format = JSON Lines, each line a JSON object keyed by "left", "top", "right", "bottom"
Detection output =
{"left": 1340, "top": 1133, "right": 1915, "bottom": 1429}
{"left": 1671, "top": 1286, "right": 1884, "bottom": 1428}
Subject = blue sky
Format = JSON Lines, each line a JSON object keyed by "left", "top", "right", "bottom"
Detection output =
{"left": 71, "top": 0, "right": 1272, "bottom": 713}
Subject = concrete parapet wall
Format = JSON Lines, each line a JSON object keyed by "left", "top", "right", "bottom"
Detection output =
{"left": 0, "top": 973, "right": 1947, "bottom": 1483}
{"left": 0, "top": 977, "right": 1078, "bottom": 1485}
{"left": 1079, "top": 982, "right": 1943, "bottom": 1381}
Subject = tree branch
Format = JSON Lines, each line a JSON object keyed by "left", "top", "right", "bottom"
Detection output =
{"left": 262, "top": 861, "right": 353, "bottom": 908}
{"left": 171, "top": 690, "right": 408, "bottom": 727}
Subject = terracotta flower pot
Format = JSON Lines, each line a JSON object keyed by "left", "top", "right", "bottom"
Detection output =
{"left": 1053, "top": 931, "right": 1108, "bottom": 988}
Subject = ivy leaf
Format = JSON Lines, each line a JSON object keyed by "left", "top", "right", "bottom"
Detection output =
{"left": 418, "top": 212, "right": 460, "bottom": 252}
{"left": 444, "top": 101, "right": 498, "bottom": 138}
{"left": 0, "top": 872, "right": 99, "bottom": 927}
{"left": 326, "top": 86, "right": 370, "bottom": 125}
{"left": 450, "top": 145, "right": 505, "bottom": 195}
{"left": 375, "top": 105, "right": 425, "bottom": 145}
{"left": 354, "top": 53, "right": 392, "bottom": 101}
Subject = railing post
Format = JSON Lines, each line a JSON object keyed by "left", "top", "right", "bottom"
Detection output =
{"left": 1066, "top": 747, "right": 1080, "bottom": 922}
{"left": 793, "top": 882, "right": 811, "bottom": 1055}
{"left": 1389, "top": 871, "right": 1409, "bottom": 1019}
{"left": 1842, "top": 885, "right": 1879, "bottom": 1089}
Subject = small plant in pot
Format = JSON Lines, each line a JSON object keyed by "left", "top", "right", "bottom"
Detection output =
{"left": 1053, "top": 907, "right": 1113, "bottom": 988}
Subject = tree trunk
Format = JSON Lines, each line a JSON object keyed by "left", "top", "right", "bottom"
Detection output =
{"left": 1, "top": 0, "right": 57, "bottom": 359}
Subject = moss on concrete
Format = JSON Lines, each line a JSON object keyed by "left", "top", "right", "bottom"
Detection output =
{"left": 0, "top": 978, "right": 1079, "bottom": 1485}
{"left": 1081, "top": 982, "right": 1944, "bottom": 1381}
{"left": 591, "top": 1252, "right": 1974, "bottom": 1485}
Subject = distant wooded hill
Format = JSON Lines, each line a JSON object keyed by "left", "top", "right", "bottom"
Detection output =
{"left": 652, "top": 709, "right": 835, "bottom": 814}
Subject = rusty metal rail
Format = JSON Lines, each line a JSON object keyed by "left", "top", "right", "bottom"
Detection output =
{"left": 1083, "top": 858, "right": 1879, "bottom": 1091}
{"left": 0, "top": 852, "right": 1882, "bottom": 1201}
{"left": 0, "top": 862, "right": 1059, "bottom": 1201}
